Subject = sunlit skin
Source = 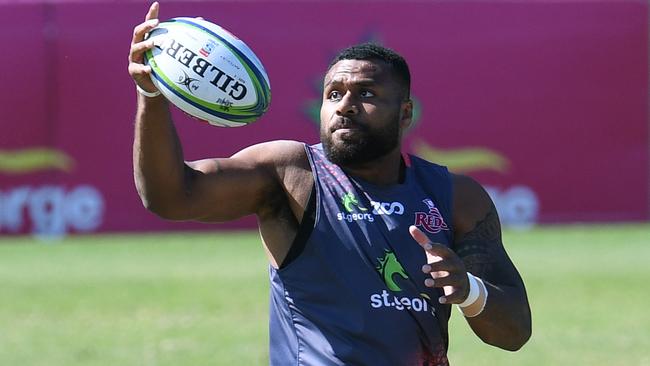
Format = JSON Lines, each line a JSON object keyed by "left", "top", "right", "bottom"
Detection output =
{"left": 320, "top": 59, "right": 413, "bottom": 185}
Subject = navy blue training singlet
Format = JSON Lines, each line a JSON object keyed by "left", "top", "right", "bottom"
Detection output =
{"left": 269, "top": 143, "right": 454, "bottom": 366}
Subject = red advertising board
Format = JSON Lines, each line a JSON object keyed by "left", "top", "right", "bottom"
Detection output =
{"left": 1, "top": 1, "right": 648, "bottom": 237}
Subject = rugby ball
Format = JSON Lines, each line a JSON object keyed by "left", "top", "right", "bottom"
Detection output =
{"left": 144, "top": 17, "right": 271, "bottom": 127}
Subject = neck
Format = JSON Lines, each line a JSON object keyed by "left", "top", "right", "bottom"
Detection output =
{"left": 340, "top": 148, "right": 405, "bottom": 186}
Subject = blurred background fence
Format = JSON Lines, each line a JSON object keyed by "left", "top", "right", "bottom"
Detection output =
{"left": 1, "top": 0, "right": 648, "bottom": 237}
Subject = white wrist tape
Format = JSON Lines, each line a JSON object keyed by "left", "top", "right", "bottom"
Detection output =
{"left": 136, "top": 85, "right": 161, "bottom": 98}
{"left": 459, "top": 272, "right": 480, "bottom": 307}
{"left": 458, "top": 272, "right": 488, "bottom": 317}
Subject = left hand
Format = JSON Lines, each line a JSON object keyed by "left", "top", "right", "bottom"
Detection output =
{"left": 409, "top": 225, "right": 470, "bottom": 304}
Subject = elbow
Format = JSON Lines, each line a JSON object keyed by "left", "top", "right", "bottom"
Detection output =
{"left": 482, "top": 331, "right": 530, "bottom": 352}
{"left": 490, "top": 289, "right": 532, "bottom": 351}
{"left": 484, "top": 317, "right": 532, "bottom": 351}
{"left": 135, "top": 182, "right": 189, "bottom": 221}
{"left": 498, "top": 331, "right": 531, "bottom": 352}
{"left": 508, "top": 329, "right": 532, "bottom": 351}
{"left": 140, "top": 196, "right": 188, "bottom": 221}
{"left": 134, "top": 168, "right": 197, "bottom": 221}
{"left": 515, "top": 320, "right": 533, "bottom": 350}
{"left": 140, "top": 198, "right": 169, "bottom": 219}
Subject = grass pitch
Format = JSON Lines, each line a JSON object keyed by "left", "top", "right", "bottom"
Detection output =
{"left": 1, "top": 224, "right": 649, "bottom": 365}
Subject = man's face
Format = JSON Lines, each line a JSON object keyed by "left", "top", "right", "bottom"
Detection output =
{"left": 320, "top": 59, "right": 412, "bottom": 167}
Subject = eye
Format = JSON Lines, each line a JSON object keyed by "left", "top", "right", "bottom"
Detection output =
{"left": 328, "top": 90, "right": 342, "bottom": 101}
{"left": 360, "top": 90, "right": 375, "bottom": 98}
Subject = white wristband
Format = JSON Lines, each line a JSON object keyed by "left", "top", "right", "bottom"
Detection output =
{"left": 459, "top": 272, "right": 480, "bottom": 307}
{"left": 136, "top": 85, "right": 161, "bottom": 98}
{"left": 458, "top": 272, "right": 488, "bottom": 317}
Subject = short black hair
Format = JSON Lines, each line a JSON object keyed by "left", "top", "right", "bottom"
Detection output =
{"left": 327, "top": 43, "right": 411, "bottom": 99}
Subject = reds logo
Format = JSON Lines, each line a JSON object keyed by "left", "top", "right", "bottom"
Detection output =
{"left": 414, "top": 199, "right": 449, "bottom": 234}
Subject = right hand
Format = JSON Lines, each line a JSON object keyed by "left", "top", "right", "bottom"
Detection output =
{"left": 128, "top": 2, "right": 160, "bottom": 93}
{"left": 409, "top": 225, "right": 471, "bottom": 305}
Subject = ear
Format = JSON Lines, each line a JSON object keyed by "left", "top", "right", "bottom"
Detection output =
{"left": 399, "top": 99, "right": 413, "bottom": 131}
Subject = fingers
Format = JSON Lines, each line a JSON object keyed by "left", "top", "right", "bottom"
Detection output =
{"left": 130, "top": 2, "right": 160, "bottom": 57}
{"left": 410, "top": 225, "right": 469, "bottom": 304}
{"left": 422, "top": 264, "right": 464, "bottom": 286}
{"left": 409, "top": 225, "right": 452, "bottom": 261}
{"left": 422, "top": 263, "right": 452, "bottom": 281}
{"left": 131, "top": 2, "right": 160, "bottom": 45}
{"left": 128, "top": 36, "right": 157, "bottom": 90}
{"left": 128, "top": 62, "right": 152, "bottom": 80}
{"left": 128, "top": 3, "right": 161, "bottom": 90}
{"left": 129, "top": 39, "right": 155, "bottom": 62}
{"left": 422, "top": 266, "right": 469, "bottom": 303}
{"left": 145, "top": 2, "right": 160, "bottom": 22}
{"left": 421, "top": 262, "right": 470, "bottom": 304}
{"left": 128, "top": 37, "right": 155, "bottom": 86}
{"left": 131, "top": 18, "right": 159, "bottom": 46}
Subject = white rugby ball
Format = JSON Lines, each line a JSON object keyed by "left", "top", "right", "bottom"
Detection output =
{"left": 144, "top": 17, "right": 271, "bottom": 127}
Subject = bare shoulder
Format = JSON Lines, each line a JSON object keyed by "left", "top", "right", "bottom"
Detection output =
{"left": 229, "top": 140, "right": 313, "bottom": 216}
{"left": 178, "top": 140, "right": 311, "bottom": 223}
{"left": 238, "top": 140, "right": 312, "bottom": 188}
{"left": 226, "top": 139, "right": 313, "bottom": 206}
{"left": 231, "top": 140, "right": 307, "bottom": 160}
{"left": 451, "top": 173, "right": 494, "bottom": 234}
{"left": 249, "top": 140, "right": 313, "bottom": 196}
{"left": 229, "top": 140, "right": 308, "bottom": 168}
{"left": 189, "top": 140, "right": 309, "bottom": 176}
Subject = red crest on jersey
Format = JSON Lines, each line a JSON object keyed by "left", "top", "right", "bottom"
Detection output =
{"left": 414, "top": 199, "right": 449, "bottom": 234}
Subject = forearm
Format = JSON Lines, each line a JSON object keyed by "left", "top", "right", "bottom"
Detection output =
{"left": 464, "top": 281, "right": 531, "bottom": 351}
{"left": 133, "top": 94, "right": 189, "bottom": 218}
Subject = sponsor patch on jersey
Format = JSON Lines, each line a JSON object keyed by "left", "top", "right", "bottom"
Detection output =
{"left": 337, "top": 192, "right": 405, "bottom": 222}
{"left": 370, "top": 201, "right": 405, "bottom": 216}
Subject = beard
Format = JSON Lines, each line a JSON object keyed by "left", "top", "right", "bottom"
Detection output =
{"left": 321, "top": 118, "right": 400, "bottom": 167}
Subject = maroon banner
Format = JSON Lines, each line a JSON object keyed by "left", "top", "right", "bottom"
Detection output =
{"left": 1, "top": 1, "right": 648, "bottom": 237}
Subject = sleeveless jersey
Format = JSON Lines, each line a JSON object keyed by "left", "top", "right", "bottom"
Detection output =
{"left": 269, "top": 143, "right": 454, "bottom": 366}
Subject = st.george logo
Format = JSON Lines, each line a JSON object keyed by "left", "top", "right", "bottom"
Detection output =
{"left": 376, "top": 250, "right": 408, "bottom": 291}
{"left": 337, "top": 192, "right": 373, "bottom": 222}
{"left": 370, "top": 250, "right": 435, "bottom": 314}
{"left": 414, "top": 199, "right": 449, "bottom": 234}
{"left": 342, "top": 192, "right": 368, "bottom": 213}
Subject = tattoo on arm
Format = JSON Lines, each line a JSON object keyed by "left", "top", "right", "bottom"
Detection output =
{"left": 455, "top": 205, "right": 501, "bottom": 279}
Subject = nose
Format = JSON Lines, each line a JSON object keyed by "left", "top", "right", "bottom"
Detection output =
{"left": 336, "top": 92, "right": 358, "bottom": 116}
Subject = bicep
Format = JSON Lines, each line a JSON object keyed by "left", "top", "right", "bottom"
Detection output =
{"left": 184, "top": 155, "right": 279, "bottom": 221}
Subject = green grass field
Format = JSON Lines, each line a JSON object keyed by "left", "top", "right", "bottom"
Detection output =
{"left": 1, "top": 224, "right": 649, "bottom": 365}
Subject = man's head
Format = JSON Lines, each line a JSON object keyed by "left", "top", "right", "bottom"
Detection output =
{"left": 327, "top": 43, "right": 411, "bottom": 100}
{"left": 320, "top": 43, "right": 413, "bottom": 167}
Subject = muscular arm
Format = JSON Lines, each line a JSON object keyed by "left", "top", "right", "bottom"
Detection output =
{"left": 452, "top": 174, "right": 532, "bottom": 351}
{"left": 132, "top": 94, "right": 311, "bottom": 268}
{"left": 128, "top": 4, "right": 313, "bottom": 269}
{"left": 132, "top": 95, "right": 284, "bottom": 222}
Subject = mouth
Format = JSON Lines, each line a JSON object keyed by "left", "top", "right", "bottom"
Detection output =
{"left": 333, "top": 127, "right": 356, "bottom": 134}
{"left": 332, "top": 129, "right": 352, "bottom": 139}
{"left": 331, "top": 127, "right": 364, "bottom": 143}
{"left": 330, "top": 117, "right": 361, "bottom": 134}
